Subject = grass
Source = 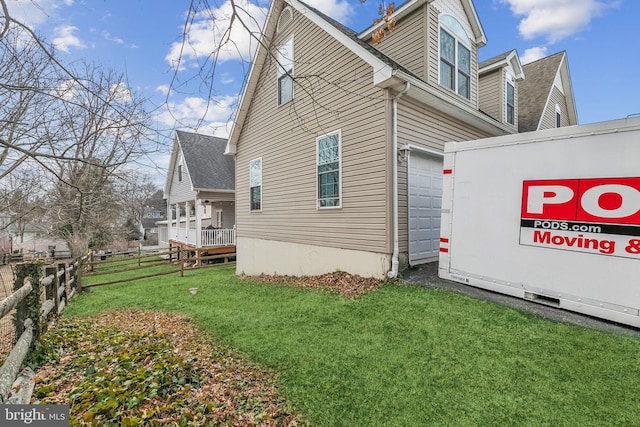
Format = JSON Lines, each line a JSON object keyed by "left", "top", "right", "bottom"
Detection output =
{"left": 64, "top": 264, "right": 640, "bottom": 426}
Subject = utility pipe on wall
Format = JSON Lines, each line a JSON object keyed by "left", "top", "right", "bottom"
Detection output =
{"left": 388, "top": 82, "right": 410, "bottom": 279}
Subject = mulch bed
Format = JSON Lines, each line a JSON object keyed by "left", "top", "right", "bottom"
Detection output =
{"left": 241, "top": 271, "right": 387, "bottom": 298}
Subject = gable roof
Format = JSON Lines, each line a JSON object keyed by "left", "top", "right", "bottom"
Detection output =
{"left": 226, "top": 0, "right": 511, "bottom": 155}
{"left": 518, "top": 51, "right": 578, "bottom": 132}
{"left": 358, "top": 0, "right": 486, "bottom": 46}
{"left": 165, "top": 131, "right": 234, "bottom": 195}
{"left": 479, "top": 49, "right": 524, "bottom": 81}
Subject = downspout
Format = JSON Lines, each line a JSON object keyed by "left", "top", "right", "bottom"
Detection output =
{"left": 388, "top": 82, "right": 410, "bottom": 279}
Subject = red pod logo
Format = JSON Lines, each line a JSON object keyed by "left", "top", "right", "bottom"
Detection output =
{"left": 522, "top": 178, "right": 640, "bottom": 225}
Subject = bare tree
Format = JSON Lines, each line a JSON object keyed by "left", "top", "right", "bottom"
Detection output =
{"left": 0, "top": 28, "right": 61, "bottom": 180}
{"left": 0, "top": 167, "right": 46, "bottom": 242}
{"left": 167, "top": 0, "right": 397, "bottom": 130}
{"left": 45, "top": 64, "right": 153, "bottom": 256}
{"left": 114, "top": 171, "right": 159, "bottom": 229}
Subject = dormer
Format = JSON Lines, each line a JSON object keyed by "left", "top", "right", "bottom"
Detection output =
{"left": 478, "top": 50, "right": 525, "bottom": 129}
{"left": 359, "top": 0, "right": 487, "bottom": 109}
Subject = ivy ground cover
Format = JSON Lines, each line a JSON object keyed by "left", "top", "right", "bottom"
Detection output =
{"left": 37, "top": 266, "right": 640, "bottom": 426}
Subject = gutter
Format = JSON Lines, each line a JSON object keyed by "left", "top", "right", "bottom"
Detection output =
{"left": 388, "top": 82, "right": 410, "bottom": 279}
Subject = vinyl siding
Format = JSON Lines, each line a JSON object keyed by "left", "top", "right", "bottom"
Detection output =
{"left": 396, "top": 97, "right": 491, "bottom": 252}
{"left": 235, "top": 9, "right": 390, "bottom": 254}
{"left": 168, "top": 152, "right": 196, "bottom": 204}
{"left": 478, "top": 69, "right": 501, "bottom": 121}
{"left": 372, "top": 5, "right": 428, "bottom": 80}
{"left": 507, "top": 76, "right": 519, "bottom": 130}
{"left": 539, "top": 86, "right": 570, "bottom": 130}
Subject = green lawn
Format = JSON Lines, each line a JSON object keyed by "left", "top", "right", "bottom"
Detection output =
{"left": 65, "top": 265, "right": 640, "bottom": 426}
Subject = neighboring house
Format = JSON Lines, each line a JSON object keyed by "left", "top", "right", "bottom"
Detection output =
{"left": 162, "top": 130, "right": 236, "bottom": 251}
{"left": 225, "top": 0, "right": 578, "bottom": 278}
{"left": 516, "top": 51, "right": 578, "bottom": 132}
{"left": 140, "top": 217, "right": 161, "bottom": 244}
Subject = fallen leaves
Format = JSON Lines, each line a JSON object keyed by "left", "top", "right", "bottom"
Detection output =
{"left": 242, "top": 271, "right": 387, "bottom": 298}
{"left": 31, "top": 310, "right": 303, "bottom": 426}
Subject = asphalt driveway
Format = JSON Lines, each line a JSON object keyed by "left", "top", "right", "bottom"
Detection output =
{"left": 401, "top": 262, "right": 640, "bottom": 337}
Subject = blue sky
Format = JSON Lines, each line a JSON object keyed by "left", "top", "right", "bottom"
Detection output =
{"left": 7, "top": 0, "right": 639, "bottom": 176}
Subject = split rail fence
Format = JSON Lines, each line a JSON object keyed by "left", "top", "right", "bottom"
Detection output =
{"left": 0, "top": 257, "right": 84, "bottom": 403}
{"left": 83, "top": 247, "right": 236, "bottom": 288}
{"left": 0, "top": 247, "right": 235, "bottom": 403}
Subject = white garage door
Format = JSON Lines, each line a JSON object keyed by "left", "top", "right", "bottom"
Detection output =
{"left": 409, "top": 153, "right": 443, "bottom": 264}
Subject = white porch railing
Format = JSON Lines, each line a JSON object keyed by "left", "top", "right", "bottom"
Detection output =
{"left": 168, "top": 226, "right": 235, "bottom": 247}
{"left": 202, "top": 228, "right": 236, "bottom": 247}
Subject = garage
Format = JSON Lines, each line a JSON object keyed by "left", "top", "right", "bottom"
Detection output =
{"left": 408, "top": 152, "right": 443, "bottom": 264}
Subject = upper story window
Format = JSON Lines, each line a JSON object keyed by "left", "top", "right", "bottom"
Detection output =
{"left": 555, "top": 104, "right": 562, "bottom": 128}
{"left": 250, "top": 158, "right": 262, "bottom": 211}
{"left": 439, "top": 15, "right": 471, "bottom": 99}
{"left": 277, "top": 37, "right": 293, "bottom": 105}
{"left": 317, "top": 130, "right": 341, "bottom": 208}
{"left": 177, "top": 154, "right": 183, "bottom": 182}
{"left": 506, "top": 81, "right": 515, "bottom": 125}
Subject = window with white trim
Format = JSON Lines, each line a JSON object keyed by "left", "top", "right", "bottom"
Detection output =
{"left": 277, "top": 37, "right": 293, "bottom": 105}
{"left": 439, "top": 15, "right": 471, "bottom": 99}
{"left": 250, "top": 158, "right": 262, "bottom": 211}
{"left": 555, "top": 104, "right": 562, "bottom": 128}
{"left": 506, "top": 81, "right": 515, "bottom": 125}
{"left": 317, "top": 131, "right": 341, "bottom": 208}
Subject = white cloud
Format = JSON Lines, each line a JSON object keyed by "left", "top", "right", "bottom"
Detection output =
{"left": 52, "top": 25, "right": 86, "bottom": 52}
{"left": 5, "top": 0, "right": 73, "bottom": 28}
{"left": 156, "top": 95, "right": 237, "bottom": 138}
{"left": 165, "top": 0, "right": 269, "bottom": 70}
{"left": 110, "top": 82, "right": 132, "bottom": 103}
{"left": 303, "top": 0, "right": 354, "bottom": 23}
{"left": 156, "top": 85, "right": 171, "bottom": 96}
{"left": 501, "top": 0, "right": 615, "bottom": 43}
{"left": 102, "top": 31, "right": 124, "bottom": 45}
{"left": 520, "top": 46, "right": 548, "bottom": 64}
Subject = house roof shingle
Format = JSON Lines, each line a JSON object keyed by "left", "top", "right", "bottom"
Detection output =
{"left": 518, "top": 51, "right": 565, "bottom": 132}
{"left": 479, "top": 51, "right": 513, "bottom": 70}
{"left": 176, "top": 130, "right": 234, "bottom": 191}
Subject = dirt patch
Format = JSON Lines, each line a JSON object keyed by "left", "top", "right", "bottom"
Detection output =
{"left": 242, "top": 271, "right": 387, "bottom": 298}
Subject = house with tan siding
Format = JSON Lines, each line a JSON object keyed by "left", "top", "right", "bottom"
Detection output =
{"left": 225, "top": 0, "right": 578, "bottom": 278}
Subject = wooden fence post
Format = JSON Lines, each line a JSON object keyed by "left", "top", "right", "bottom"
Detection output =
{"left": 13, "top": 263, "right": 42, "bottom": 342}
{"left": 45, "top": 265, "right": 59, "bottom": 316}
{"left": 77, "top": 255, "right": 84, "bottom": 292}
{"left": 13, "top": 264, "right": 29, "bottom": 339}
{"left": 180, "top": 250, "right": 185, "bottom": 277}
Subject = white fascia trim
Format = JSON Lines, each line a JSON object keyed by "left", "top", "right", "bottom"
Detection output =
{"left": 226, "top": 0, "right": 279, "bottom": 156}
{"left": 193, "top": 189, "right": 235, "bottom": 194}
{"left": 164, "top": 138, "right": 179, "bottom": 196}
{"left": 559, "top": 54, "right": 579, "bottom": 125}
{"left": 289, "top": 0, "right": 392, "bottom": 79}
{"left": 479, "top": 51, "right": 524, "bottom": 81}
{"left": 401, "top": 144, "right": 444, "bottom": 157}
{"left": 461, "top": 0, "right": 487, "bottom": 47}
{"left": 394, "top": 69, "right": 515, "bottom": 135}
{"left": 358, "top": 0, "right": 432, "bottom": 40}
